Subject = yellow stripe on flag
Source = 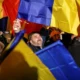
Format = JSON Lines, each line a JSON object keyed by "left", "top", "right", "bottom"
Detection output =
{"left": 1, "top": 39, "right": 56, "bottom": 80}
{"left": 0, "top": 1, "right": 4, "bottom": 18}
{"left": 51, "top": 0, "right": 79, "bottom": 35}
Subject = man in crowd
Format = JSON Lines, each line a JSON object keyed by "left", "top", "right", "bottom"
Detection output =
{"left": 27, "top": 32, "right": 43, "bottom": 53}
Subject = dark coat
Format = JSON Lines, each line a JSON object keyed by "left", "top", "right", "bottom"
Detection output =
{"left": 69, "top": 37, "right": 80, "bottom": 67}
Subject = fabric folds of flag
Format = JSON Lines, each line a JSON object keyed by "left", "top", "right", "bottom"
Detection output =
{"left": 51, "top": 0, "right": 80, "bottom": 35}
{"left": 36, "top": 40, "right": 80, "bottom": 80}
{"left": 18, "top": 0, "right": 80, "bottom": 35}
{"left": 18, "top": 0, "right": 54, "bottom": 26}
{"left": 3, "top": 0, "right": 20, "bottom": 24}
{"left": 2, "top": 0, "right": 43, "bottom": 33}
{"left": 1, "top": 39, "right": 56, "bottom": 80}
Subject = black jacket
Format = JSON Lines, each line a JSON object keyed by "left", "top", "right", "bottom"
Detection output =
{"left": 69, "top": 37, "right": 80, "bottom": 67}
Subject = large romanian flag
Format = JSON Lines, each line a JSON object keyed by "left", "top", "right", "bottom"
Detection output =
{"left": 1, "top": 39, "right": 56, "bottom": 80}
{"left": 17, "top": 0, "right": 80, "bottom": 35}
{"left": 2, "top": 0, "right": 80, "bottom": 34}
{"left": 1, "top": 1, "right": 80, "bottom": 79}
{"left": 1, "top": 31, "right": 80, "bottom": 80}
{"left": 0, "top": 30, "right": 56, "bottom": 79}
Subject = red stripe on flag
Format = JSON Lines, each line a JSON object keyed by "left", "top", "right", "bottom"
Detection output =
{"left": 3, "top": 0, "right": 20, "bottom": 25}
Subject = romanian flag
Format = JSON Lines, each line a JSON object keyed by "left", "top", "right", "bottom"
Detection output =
{"left": 0, "top": 30, "right": 56, "bottom": 79}
{"left": 2, "top": 0, "right": 80, "bottom": 34}
{"left": 36, "top": 40, "right": 80, "bottom": 80}
{"left": 3, "top": 0, "right": 43, "bottom": 33}
{"left": 1, "top": 39, "right": 56, "bottom": 80}
{"left": 17, "top": 0, "right": 80, "bottom": 35}
{"left": 1, "top": 34, "right": 80, "bottom": 80}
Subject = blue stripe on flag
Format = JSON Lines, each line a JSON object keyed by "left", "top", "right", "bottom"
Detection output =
{"left": 17, "top": 0, "right": 54, "bottom": 25}
{"left": 36, "top": 40, "right": 80, "bottom": 80}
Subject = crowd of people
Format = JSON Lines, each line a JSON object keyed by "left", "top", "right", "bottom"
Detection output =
{"left": 1, "top": 18, "right": 80, "bottom": 67}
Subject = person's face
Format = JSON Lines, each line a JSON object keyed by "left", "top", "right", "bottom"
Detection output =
{"left": 13, "top": 19, "right": 21, "bottom": 33}
{"left": 30, "top": 33, "right": 43, "bottom": 47}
